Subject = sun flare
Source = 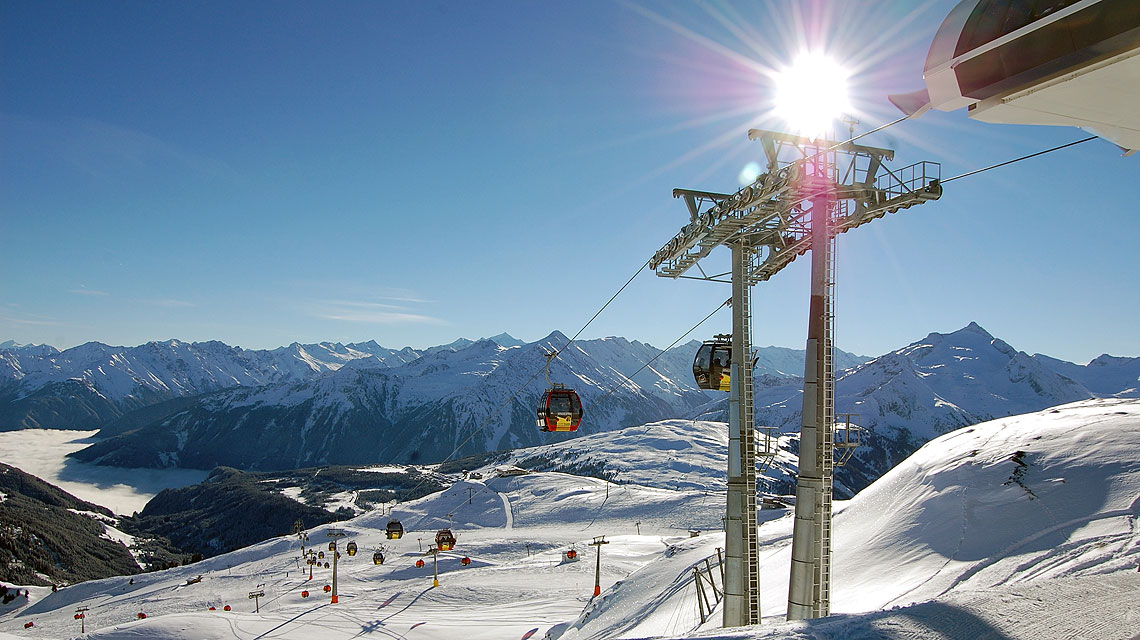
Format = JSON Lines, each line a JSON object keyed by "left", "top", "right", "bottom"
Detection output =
{"left": 772, "top": 52, "right": 851, "bottom": 139}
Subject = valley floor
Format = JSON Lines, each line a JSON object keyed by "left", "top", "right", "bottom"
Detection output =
{"left": 0, "top": 429, "right": 207, "bottom": 515}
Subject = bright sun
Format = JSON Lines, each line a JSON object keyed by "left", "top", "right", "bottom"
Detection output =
{"left": 772, "top": 52, "right": 851, "bottom": 139}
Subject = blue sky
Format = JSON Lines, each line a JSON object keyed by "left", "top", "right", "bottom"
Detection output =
{"left": 2, "top": 1, "right": 1136, "bottom": 364}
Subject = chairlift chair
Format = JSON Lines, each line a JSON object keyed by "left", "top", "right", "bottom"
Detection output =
{"left": 834, "top": 413, "right": 863, "bottom": 467}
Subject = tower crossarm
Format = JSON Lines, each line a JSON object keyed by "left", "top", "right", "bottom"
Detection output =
{"left": 748, "top": 168, "right": 942, "bottom": 284}
{"left": 650, "top": 131, "right": 941, "bottom": 284}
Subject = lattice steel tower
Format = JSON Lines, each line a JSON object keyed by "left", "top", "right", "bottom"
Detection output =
{"left": 650, "top": 129, "right": 940, "bottom": 626}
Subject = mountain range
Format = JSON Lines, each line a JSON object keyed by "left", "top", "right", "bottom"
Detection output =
{"left": 3, "top": 326, "right": 1138, "bottom": 496}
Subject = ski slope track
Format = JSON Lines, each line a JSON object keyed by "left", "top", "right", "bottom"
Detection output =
{"left": 0, "top": 399, "right": 1136, "bottom": 639}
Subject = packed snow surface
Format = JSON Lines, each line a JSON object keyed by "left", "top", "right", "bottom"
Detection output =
{"left": 0, "top": 399, "right": 1136, "bottom": 639}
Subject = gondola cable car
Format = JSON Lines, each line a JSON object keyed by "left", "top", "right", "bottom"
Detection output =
{"left": 385, "top": 520, "right": 404, "bottom": 540}
{"left": 693, "top": 334, "right": 733, "bottom": 392}
{"left": 346, "top": 541, "right": 358, "bottom": 557}
{"left": 435, "top": 528, "right": 457, "bottom": 551}
{"left": 537, "top": 350, "right": 583, "bottom": 432}
{"left": 372, "top": 549, "right": 385, "bottom": 565}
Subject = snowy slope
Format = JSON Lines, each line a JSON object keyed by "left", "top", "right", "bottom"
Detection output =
{"left": 0, "top": 399, "right": 1136, "bottom": 640}
{"left": 560, "top": 398, "right": 1140, "bottom": 638}
{"left": 481, "top": 419, "right": 799, "bottom": 499}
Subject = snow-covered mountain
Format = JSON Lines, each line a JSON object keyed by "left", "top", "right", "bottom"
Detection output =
{"left": 0, "top": 335, "right": 523, "bottom": 429}
{"left": 51, "top": 323, "right": 1140, "bottom": 485}
{"left": 0, "top": 340, "right": 59, "bottom": 357}
{"left": 1031, "top": 352, "right": 1140, "bottom": 398}
{"left": 0, "top": 331, "right": 870, "bottom": 435}
{"left": 700, "top": 322, "right": 1112, "bottom": 494}
{"left": 66, "top": 332, "right": 716, "bottom": 470}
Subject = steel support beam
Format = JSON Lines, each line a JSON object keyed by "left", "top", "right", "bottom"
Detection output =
{"left": 723, "top": 239, "right": 748, "bottom": 626}
{"left": 787, "top": 178, "right": 835, "bottom": 621}
{"left": 650, "top": 129, "right": 941, "bottom": 628}
{"left": 723, "top": 239, "right": 760, "bottom": 627}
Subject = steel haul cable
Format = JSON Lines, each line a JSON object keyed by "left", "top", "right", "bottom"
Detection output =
{"left": 441, "top": 298, "right": 731, "bottom": 526}
{"left": 392, "top": 257, "right": 653, "bottom": 517}
{"left": 940, "top": 135, "right": 1098, "bottom": 183}
{"left": 592, "top": 299, "right": 729, "bottom": 406}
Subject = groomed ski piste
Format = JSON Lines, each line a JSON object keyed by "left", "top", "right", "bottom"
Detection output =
{"left": 0, "top": 399, "right": 1137, "bottom": 639}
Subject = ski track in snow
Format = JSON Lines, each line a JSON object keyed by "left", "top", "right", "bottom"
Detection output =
{"left": 500, "top": 490, "right": 514, "bottom": 530}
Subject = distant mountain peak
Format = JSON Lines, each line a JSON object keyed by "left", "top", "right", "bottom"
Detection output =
{"left": 0, "top": 340, "right": 60, "bottom": 356}
{"left": 540, "top": 330, "right": 570, "bottom": 346}
{"left": 488, "top": 333, "right": 525, "bottom": 348}
{"left": 961, "top": 321, "right": 993, "bottom": 337}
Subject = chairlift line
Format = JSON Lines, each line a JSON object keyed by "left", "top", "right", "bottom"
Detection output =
{"left": 593, "top": 299, "right": 730, "bottom": 407}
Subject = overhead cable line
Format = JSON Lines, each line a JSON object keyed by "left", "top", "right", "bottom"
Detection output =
{"left": 552, "top": 257, "right": 652, "bottom": 359}
{"left": 941, "top": 135, "right": 1098, "bottom": 183}
{"left": 445, "top": 298, "right": 731, "bottom": 526}
{"left": 593, "top": 299, "right": 730, "bottom": 406}
{"left": 793, "top": 115, "right": 910, "bottom": 166}
{"left": 396, "top": 257, "right": 653, "bottom": 512}
{"left": 442, "top": 257, "right": 652, "bottom": 463}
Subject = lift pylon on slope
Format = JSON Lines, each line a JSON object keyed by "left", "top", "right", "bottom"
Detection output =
{"left": 649, "top": 129, "right": 940, "bottom": 627}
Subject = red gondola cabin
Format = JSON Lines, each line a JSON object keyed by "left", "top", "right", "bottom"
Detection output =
{"left": 435, "top": 529, "right": 457, "bottom": 551}
{"left": 537, "top": 386, "right": 583, "bottom": 432}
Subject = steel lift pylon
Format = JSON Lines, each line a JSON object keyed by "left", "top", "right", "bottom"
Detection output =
{"left": 649, "top": 129, "right": 941, "bottom": 626}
